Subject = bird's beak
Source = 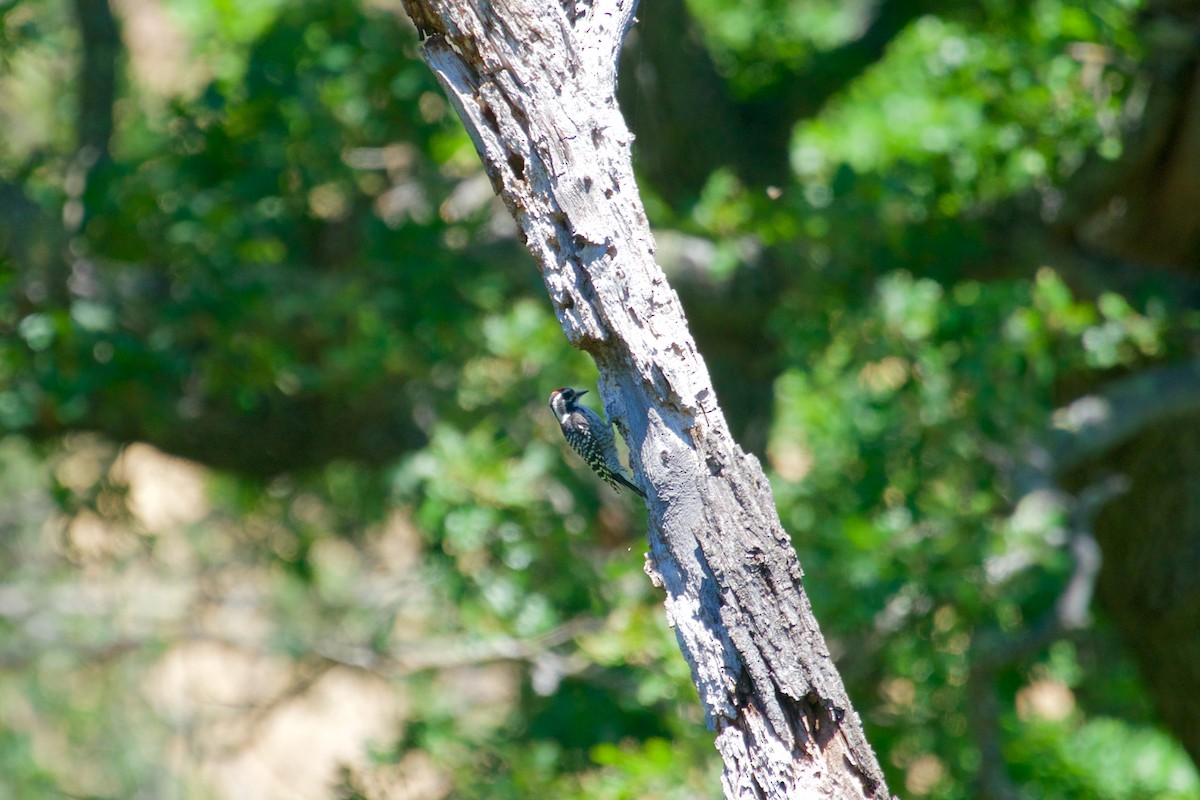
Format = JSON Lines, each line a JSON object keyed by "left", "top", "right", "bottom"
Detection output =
{"left": 577, "top": 389, "right": 588, "bottom": 396}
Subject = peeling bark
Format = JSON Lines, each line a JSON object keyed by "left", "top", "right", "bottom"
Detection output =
{"left": 398, "top": 0, "right": 892, "bottom": 796}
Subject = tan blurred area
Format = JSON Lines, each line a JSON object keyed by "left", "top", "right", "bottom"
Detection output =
{"left": 2, "top": 438, "right": 501, "bottom": 799}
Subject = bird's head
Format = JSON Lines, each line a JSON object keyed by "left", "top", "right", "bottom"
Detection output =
{"left": 549, "top": 387, "right": 586, "bottom": 415}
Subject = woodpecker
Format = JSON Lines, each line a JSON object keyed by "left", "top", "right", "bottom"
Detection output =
{"left": 548, "top": 387, "right": 646, "bottom": 499}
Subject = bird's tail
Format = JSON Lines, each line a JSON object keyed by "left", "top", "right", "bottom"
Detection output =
{"left": 616, "top": 472, "right": 647, "bottom": 499}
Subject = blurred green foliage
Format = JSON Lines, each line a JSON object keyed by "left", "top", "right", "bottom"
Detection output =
{"left": 1, "top": 0, "right": 1199, "bottom": 798}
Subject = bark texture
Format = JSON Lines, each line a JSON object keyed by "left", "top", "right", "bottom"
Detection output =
{"left": 398, "top": 0, "right": 892, "bottom": 797}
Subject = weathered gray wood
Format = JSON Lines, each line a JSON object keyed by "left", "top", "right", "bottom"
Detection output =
{"left": 399, "top": 1, "right": 892, "bottom": 796}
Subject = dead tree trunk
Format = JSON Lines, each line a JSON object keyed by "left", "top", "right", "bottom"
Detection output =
{"left": 398, "top": 1, "right": 893, "bottom": 796}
